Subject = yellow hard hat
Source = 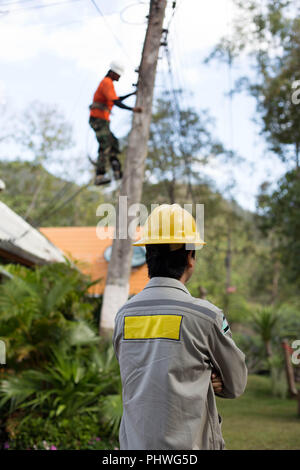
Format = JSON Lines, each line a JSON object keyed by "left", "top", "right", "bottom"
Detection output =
{"left": 133, "top": 204, "right": 206, "bottom": 246}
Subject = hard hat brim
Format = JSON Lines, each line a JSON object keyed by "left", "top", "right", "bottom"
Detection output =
{"left": 133, "top": 238, "right": 206, "bottom": 246}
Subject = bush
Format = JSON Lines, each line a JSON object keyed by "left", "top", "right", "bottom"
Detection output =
{"left": 0, "top": 343, "right": 122, "bottom": 449}
{"left": 0, "top": 262, "right": 97, "bottom": 369}
{"left": 232, "top": 332, "right": 266, "bottom": 374}
{"left": 268, "top": 354, "right": 288, "bottom": 399}
{"left": 0, "top": 263, "right": 122, "bottom": 449}
{"left": 223, "top": 294, "right": 252, "bottom": 324}
{"left": 3, "top": 413, "right": 118, "bottom": 450}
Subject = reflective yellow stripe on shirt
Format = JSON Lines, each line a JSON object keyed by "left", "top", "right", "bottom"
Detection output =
{"left": 124, "top": 314, "right": 182, "bottom": 341}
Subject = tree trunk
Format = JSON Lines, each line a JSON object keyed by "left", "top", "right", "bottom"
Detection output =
{"left": 100, "top": 0, "right": 167, "bottom": 334}
{"left": 168, "top": 175, "right": 176, "bottom": 204}
{"left": 225, "top": 228, "right": 232, "bottom": 290}
{"left": 282, "top": 339, "right": 298, "bottom": 398}
{"left": 265, "top": 340, "right": 273, "bottom": 359}
{"left": 271, "top": 259, "right": 280, "bottom": 305}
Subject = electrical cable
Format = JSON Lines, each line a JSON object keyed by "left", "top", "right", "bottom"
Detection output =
{"left": 0, "top": 0, "right": 83, "bottom": 14}
{"left": 119, "top": 2, "right": 147, "bottom": 26}
{"left": 35, "top": 180, "right": 92, "bottom": 225}
{"left": 89, "top": 0, "right": 135, "bottom": 66}
{"left": 7, "top": 179, "right": 92, "bottom": 244}
{"left": 0, "top": 0, "right": 37, "bottom": 6}
{"left": 159, "top": 1, "right": 199, "bottom": 199}
{"left": 226, "top": 0, "right": 234, "bottom": 154}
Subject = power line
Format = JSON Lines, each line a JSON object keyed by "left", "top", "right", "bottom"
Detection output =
{"left": 165, "top": 0, "right": 194, "bottom": 114}
{"left": 0, "top": 0, "right": 83, "bottom": 14}
{"left": 35, "top": 181, "right": 91, "bottom": 225}
{"left": 166, "top": 0, "right": 178, "bottom": 30}
{"left": 0, "top": 0, "right": 36, "bottom": 6}
{"left": 158, "top": 1, "right": 201, "bottom": 198}
{"left": 119, "top": 2, "right": 147, "bottom": 26}
{"left": 89, "top": 0, "right": 134, "bottom": 65}
{"left": 7, "top": 179, "right": 91, "bottom": 243}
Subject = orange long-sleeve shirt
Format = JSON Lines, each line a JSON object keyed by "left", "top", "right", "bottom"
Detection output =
{"left": 90, "top": 76, "right": 119, "bottom": 121}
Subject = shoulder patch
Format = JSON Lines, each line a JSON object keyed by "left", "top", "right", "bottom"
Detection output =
{"left": 222, "top": 314, "right": 230, "bottom": 334}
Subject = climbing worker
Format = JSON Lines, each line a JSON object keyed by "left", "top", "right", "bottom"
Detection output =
{"left": 113, "top": 204, "right": 247, "bottom": 450}
{"left": 89, "top": 61, "right": 142, "bottom": 185}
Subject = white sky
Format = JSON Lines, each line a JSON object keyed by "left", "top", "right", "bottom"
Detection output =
{"left": 0, "top": 0, "right": 288, "bottom": 212}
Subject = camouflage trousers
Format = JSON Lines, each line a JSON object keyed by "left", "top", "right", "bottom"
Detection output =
{"left": 89, "top": 117, "right": 121, "bottom": 176}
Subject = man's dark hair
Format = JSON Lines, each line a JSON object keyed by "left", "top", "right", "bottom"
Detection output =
{"left": 145, "top": 244, "right": 195, "bottom": 280}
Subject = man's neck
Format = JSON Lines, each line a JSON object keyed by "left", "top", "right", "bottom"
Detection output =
{"left": 179, "top": 270, "right": 189, "bottom": 285}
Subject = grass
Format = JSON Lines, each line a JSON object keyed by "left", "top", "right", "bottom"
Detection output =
{"left": 216, "top": 374, "right": 300, "bottom": 450}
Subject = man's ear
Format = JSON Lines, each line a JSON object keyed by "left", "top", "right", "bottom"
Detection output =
{"left": 187, "top": 250, "right": 195, "bottom": 268}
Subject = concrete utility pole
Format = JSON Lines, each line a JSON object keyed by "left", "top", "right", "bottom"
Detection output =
{"left": 100, "top": 0, "right": 167, "bottom": 334}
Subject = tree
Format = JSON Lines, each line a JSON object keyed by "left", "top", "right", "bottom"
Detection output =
{"left": 257, "top": 169, "right": 300, "bottom": 286}
{"left": 0, "top": 103, "right": 13, "bottom": 145}
{"left": 0, "top": 101, "right": 96, "bottom": 224}
{"left": 16, "top": 101, "right": 74, "bottom": 219}
{"left": 18, "top": 101, "right": 73, "bottom": 165}
{"left": 146, "top": 93, "right": 228, "bottom": 203}
{"left": 249, "top": 16, "right": 300, "bottom": 168}
{"left": 0, "top": 160, "right": 104, "bottom": 227}
{"left": 252, "top": 306, "right": 280, "bottom": 359}
{"left": 207, "top": 0, "right": 300, "bottom": 167}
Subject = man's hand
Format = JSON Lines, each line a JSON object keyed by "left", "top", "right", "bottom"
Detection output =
{"left": 133, "top": 107, "right": 143, "bottom": 113}
{"left": 211, "top": 371, "right": 224, "bottom": 395}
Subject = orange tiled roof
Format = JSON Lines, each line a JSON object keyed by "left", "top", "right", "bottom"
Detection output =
{"left": 39, "top": 227, "right": 149, "bottom": 296}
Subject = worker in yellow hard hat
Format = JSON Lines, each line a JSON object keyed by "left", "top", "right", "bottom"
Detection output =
{"left": 133, "top": 203, "right": 205, "bottom": 247}
{"left": 113, "top": 204, "right": 247, "bottom": 450}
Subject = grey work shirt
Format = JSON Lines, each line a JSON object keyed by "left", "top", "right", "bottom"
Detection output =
{"left": 113, "top": 277, "right": 247, "bottom": 450}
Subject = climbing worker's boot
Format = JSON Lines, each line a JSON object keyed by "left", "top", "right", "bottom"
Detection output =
{"left": 94, "top": 174, "right": 111, "bottom": 186}
{"left": 88, "top": 155, "right": 97, "bottom": 167}
{"left": 113, "top": 169, "right": 123, "bottom": 181}
{"left": 110, "top": 155, "right": 122, "bottom": 181}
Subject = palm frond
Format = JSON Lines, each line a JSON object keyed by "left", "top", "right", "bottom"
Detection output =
{"left": 100, "top": 393, "right": 123, "bottom": 437}
{"left": 65, "top": 321, "right": 99, "bottom": 347}
{"left": 43, "top": 279, "right": 75, "bottom": 315}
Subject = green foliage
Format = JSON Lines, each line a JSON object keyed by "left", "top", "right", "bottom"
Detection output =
{"left": 186, "top": 199, "right": 264, "bottom": 315}
{"left": 268, "top": 354, "right": 288, "bottom": 399}
{"left": 5, "top": 413, "right": 118, "bottom": 450}
{"left": 0, "top": 262, "right": 123, "bottom": 449}
{"left": 0, "top": 160, "right": 103, "bottom": 226}
{"left": 0, "top": 100, "right": 104, "bottom": 225}
{"left": 251, "top": 306, "right": 280, "bottom": 359}
{"left": 0, "top": 342, "right": 122, "bottom": 449}
{"left": 207, "top": 1, "right": 300, "bottom": 167}
{"left": 222, "top": 294, "right": 252, "bottom": 324}
{"left": 145, "top": 92, "right": 232, "bottom": 204}
{"left": 258, "top": 169, "right": 300, "bottom": 285}
{"left": 232, "top": 333, "right": 266, "bottom": 373}
{"left": 17, "top": 101, "right": 73, "bottom": 165}
{"left": 100, "top": 393, "right": 123, "bottom": 437}
{"left": 276, "top": 302, "right": 300, "bottom": 340}
{"left": 216, "top": 374, "right": 300, "bottom": 449}
{"left": 0, "top": 262, "right": 96, "bottom": 367}
{"left": 0, "top": 344, "right": 120, "bottom": 418}
{"left": 252, "top": 306, "right": 280, "bottom": 343}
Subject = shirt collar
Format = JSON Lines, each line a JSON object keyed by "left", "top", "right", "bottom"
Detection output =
{"left": 144, "top": 277, "right": 191, "bottom": 296}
